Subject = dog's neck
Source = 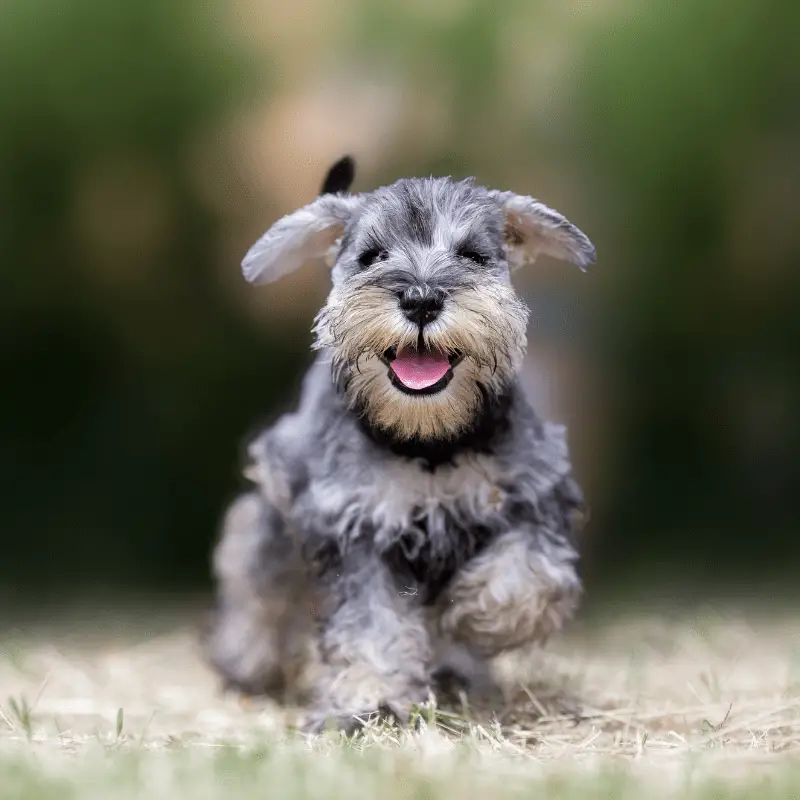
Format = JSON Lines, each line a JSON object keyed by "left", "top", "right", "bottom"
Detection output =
{"left": 352, "top": 383, "right": 516, "bottom": 471}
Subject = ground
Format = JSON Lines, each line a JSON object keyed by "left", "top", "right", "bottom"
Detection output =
{"left": 2, "top": 604, "right": 800, "bottom": 798}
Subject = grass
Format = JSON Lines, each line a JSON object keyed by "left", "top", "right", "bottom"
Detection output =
{"left": 2, "top": 606, "right": 800, "bottom": 798}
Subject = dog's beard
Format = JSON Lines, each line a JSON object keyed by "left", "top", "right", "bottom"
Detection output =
{"left": 313, "top": 282, "right": 529, "bottom": 441}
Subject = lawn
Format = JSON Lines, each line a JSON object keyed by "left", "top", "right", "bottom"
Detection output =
{"left": 2, "top": 605, "right": 799, "bottom": 798}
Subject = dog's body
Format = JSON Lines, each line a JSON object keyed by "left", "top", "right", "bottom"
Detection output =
{"left": 205, "top": 158, "right": 595, "bottom": 731}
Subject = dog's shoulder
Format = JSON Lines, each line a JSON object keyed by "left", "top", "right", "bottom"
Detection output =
{"left": 242, "top": 355, "right": 345, "bottom": 510}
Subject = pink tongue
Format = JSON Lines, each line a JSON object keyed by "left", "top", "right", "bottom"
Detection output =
{"left": 390, "top": 348, "right": 450, "bottom": 390}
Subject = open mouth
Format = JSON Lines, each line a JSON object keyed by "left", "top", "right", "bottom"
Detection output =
{"left": 381, "top": 345, "right": 463, "bottom": 396}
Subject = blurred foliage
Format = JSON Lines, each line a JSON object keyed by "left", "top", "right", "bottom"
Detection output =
{"left": 572, "top": 0, "right": 800, "bottom": 587}
{"left": 0, "top": 0, "right": 302, "bottom": 598}
{"left": 0, "top": 0, "right": 798, "bottom": 603}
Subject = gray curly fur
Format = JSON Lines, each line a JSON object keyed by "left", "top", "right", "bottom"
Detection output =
{"left": 204, "top": 157, "right": 596, "bottom": 733}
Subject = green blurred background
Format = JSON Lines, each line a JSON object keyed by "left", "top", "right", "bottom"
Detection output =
{"left": 1, "top": 0, "right": 798, "bottom": 614}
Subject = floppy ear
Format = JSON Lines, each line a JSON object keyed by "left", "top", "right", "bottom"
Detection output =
{"left": 241, "top": 193, "right": 363, "bottom": 284}
{"left": 489, "top": 191, "right": 596, "bottom": 271}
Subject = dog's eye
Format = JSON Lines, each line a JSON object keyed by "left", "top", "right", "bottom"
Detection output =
{"left": 456, "top": 247, "right": 489, "bottom": 266}
{"left": 358, "top": 248, "right": 388, "bottom": 268}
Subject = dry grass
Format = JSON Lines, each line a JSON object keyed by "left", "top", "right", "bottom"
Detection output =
{"left": 2, "top": 605, "right": 800, "bottom": 797}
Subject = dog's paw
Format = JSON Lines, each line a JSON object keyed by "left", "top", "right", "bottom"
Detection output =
{"left": 301, "top": 702, "right": 421, "bottom": 736}
{"left": 431, "top": 665, "right": 471, "bottom": 703}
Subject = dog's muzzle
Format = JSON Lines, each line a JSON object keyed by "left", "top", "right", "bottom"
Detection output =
{"left": 381, "top": 345, "right": 464, "bottom": 396}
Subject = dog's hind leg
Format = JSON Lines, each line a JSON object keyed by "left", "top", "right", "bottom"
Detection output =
{"left": 204, "top": 492, "right": 316, "bottom": 701}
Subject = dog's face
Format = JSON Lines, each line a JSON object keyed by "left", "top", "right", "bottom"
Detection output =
{"left": 242, "top": 160, "right": 595, "bottom": 442}
{"left": 315, "top": 179, "right": 532, "bottom": 442}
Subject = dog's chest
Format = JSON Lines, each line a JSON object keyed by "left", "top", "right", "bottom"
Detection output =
{"left": 308, "top": 453, "right": 506, "bottom": 537}
{"left": 303, "top": 452, "right": 510, "bottom": 601}
{"left": 374, "top": 456, "right": 509, "bottom": 602}
{"left": 367, "top": 455, "right": 506, "bottom": 529}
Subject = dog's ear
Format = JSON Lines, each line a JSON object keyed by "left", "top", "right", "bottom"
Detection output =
{"left": 489, "top": 191, "right": 596, "bottom": 271}
{"left": 241, "top": 193, "right": 363, "bottom": 284}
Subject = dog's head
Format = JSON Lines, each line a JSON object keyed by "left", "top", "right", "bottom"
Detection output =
{"left": 242, "top": 157, "right": 595, "bottom": 442}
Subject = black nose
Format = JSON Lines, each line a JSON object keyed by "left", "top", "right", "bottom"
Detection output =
{"left": 399, "top": 287, "right": 445, "bottom": 326}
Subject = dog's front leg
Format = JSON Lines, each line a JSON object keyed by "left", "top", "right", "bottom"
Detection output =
{"left": 439, "top": 527, "right": 581, "bottom": 658}
{"left": 304, "top": 554, "right": 431, "bottom": 734}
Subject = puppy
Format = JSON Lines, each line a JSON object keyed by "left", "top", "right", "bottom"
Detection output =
{"left": 205, "top": 156, "right": 596, "bottom": 732}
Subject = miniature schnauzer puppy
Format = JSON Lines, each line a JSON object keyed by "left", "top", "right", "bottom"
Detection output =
{"left": 205, "top": 156, "right": 596, "bottom": 732}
